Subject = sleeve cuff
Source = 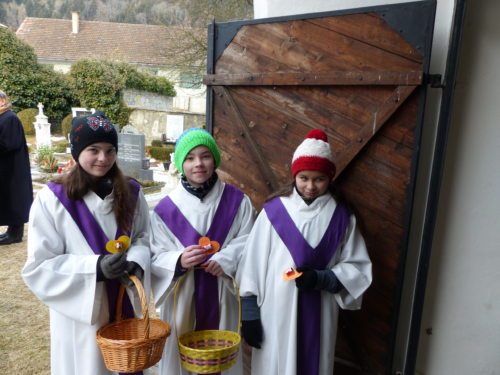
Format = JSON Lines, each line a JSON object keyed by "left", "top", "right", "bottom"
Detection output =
{"left": 241, "top": 295, "right": 260, "bottom": 320}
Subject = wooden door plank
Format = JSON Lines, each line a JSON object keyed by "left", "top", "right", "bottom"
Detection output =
{"left": 227, "top": 86, "right": 375, "bottom": 149}
{"left": 212, "top": 85, "right": 280, "bottom": 192}
{"left": 215, "top": 20, "right": 421, "bottom": 75}
{"left": 333, "top": 85, "right": 417, "bottom": 178}
{"left": 226, "top": 85, "right": 417, "bottom": 181}
{"left": 204, "top": 71, "right": 422, "bottom": 86}
{"left": 282, "top": 18, "right": 421, "bottom": 71}
{"left": 231, "top": 86, "right": 338, "bottom": 136}
{"left": 307, "top": 13, "right": 423, "bottom": 63}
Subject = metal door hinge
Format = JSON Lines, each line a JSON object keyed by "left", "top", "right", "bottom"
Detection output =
{"left": 424, "top": 73, "right": 444, "bottom": 88}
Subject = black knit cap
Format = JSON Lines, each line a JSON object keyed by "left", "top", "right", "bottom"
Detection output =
{"left": 69, "top": 111, "right": 118, "bottom": 161}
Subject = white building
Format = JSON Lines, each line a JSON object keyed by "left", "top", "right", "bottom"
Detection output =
{"left": 16, "top": 12, "right": 206, "bottom": 143}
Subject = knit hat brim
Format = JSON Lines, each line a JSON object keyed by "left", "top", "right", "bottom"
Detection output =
{"left": 291, "top": 129, "right": 336, "bottom": 178}
{"left": 173, "top": 128, "right": 221, "bottom": 174}
{"left": 291, "top": 156, "right": 336, "bottom": 178}
{"left": 69, "top": 111, "right": 118, "bottom": 161}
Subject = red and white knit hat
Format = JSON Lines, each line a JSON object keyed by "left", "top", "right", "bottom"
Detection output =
{"left": 291, "top": 129, "right": 336, "bottom": 178}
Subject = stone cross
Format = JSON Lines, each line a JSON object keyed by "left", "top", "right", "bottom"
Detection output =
{"left": 37, "top": 102, "right": 44, "bottom": 116}
{"left": 34, "top": 102, "right": 51, "bottom": 148}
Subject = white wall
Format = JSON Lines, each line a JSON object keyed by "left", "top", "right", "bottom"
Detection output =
{"left": 415, "top": 1, "right": 500, "bottom": 373}
{"left": 253, "top": 0, "right": 500, "bottom": 374}
{"left": 254, "top": 0, "right": 418, "bottom": 18}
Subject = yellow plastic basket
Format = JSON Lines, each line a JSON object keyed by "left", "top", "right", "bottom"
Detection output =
{"left": 174, "top": 274, "right": 241, "bottom": 374}
{"left": 96, "top": 275, "right": 171, "bottom": 373}
{"left": 178, "top": 329, "right": 241, "bottom": 373}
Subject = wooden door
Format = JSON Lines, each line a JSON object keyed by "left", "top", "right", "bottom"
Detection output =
{"left": 205, "top": 2, "right": 436, "bottom": 373}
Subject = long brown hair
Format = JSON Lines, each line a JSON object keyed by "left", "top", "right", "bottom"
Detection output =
{"left": 53, "top": 163, "right": 135, "bottom": 234}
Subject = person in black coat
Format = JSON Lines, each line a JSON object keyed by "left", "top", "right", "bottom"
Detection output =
{"left": 0, "top": 90, "right": 33, "bottom": 245}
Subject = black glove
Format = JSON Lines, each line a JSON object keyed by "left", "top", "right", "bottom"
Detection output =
{"left": 241, "top": 319, "right": 263, "bottom": 349}
{"left": 241, "top": 295, "right": 263, "bottom": 348}
{"left": 119, "top": 261, "right": 144, "bottom": 287}
{"left": 97, "top": 253, "right": 128, "bottom": 280}
{"left": 316, "top": 269, "right": 344, "bottom": 293}
{"left": 295, "top": 266, "right": 318, "bottom": 291}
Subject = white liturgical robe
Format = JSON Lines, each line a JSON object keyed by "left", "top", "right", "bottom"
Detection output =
{"left": 237, "top": 189, "right": 372, "bottom": 375}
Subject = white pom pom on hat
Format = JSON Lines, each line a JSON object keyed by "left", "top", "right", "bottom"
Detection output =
{"left": 291, "top": 129, "right": 336, "bottom": 178}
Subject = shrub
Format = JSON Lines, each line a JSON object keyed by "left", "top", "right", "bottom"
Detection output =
{"left": 61, "top": 113, "right": 73, "bottom": 137}
{"left": 69, "top": 59, "right": 175, "bottom": 126}
{"left": 52, "top": 141, "right": 68, "bottom": 153}
{"left": 0, "top": 28, "right": 76, "bottom": 123}
{"left": 149, "top": 146, "right": 170, "bottom": 161}
{"left": 117, "top": 63, "right": 176, "bottom": 97}
{"left": 17, "top": 108, "right": 38, "bottom": 136}
{"left": 151, "top": 139, "right": 163, "bottom": 147}
{"left": 164, "top": 144, "right": 175, "bottom": 160}
{"left": 36, "top": 145, "right": 58, "bottom": 172}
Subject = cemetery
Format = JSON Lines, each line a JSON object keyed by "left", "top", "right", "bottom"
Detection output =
{"left": 28, "top": 104, "right": 180, "bottom": 204}
{"left": 4, "top": 1, "right": 500, "bottom": 374}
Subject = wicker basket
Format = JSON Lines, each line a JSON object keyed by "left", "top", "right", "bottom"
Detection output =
{"left": 178, "top": 329, "right": 241, "bottom": 373}
{"left": 175, "top": 275, "right": 241, "bottom": 374}
{"left": 96, "top": 275, "right": 171, "bottom": 373}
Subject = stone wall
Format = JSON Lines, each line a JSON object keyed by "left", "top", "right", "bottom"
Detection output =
{"left": 127, "top": 109, "right": 205, "bottom": 145}
{"left": 123, "top": 89, "right": 205, "bottom": 145}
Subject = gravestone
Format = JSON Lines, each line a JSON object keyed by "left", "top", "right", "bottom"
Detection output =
{"left": 117, "top": 128, "right": 153, "bottom": 181}
{"left": 71, "top": 107, "right": 95, "bottom": 118}
{"left": 121, "top": 124, "right": 140, "bottom": 135}
{"left": 34, "top": 103, "right": 51, "bottom": 148}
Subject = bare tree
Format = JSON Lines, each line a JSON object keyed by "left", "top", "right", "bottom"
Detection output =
{"left": 163, "top": 0, "right": 253, "bottom": 87}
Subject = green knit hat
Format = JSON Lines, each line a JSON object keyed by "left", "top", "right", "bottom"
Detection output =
{"left": 174, "top": 128, "right": 221, "bottom": 174}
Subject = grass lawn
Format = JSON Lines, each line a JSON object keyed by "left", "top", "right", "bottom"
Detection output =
{"left": 0, "top": 226, "right": 50, "bottom": 374}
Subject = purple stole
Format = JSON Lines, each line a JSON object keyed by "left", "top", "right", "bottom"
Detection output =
{"left": 154, "top": 184, "right": 244, "bottom": 332}
{"left": 264, "top": 197, "right": 350, "bottom": 375}
{"left": 48, "top": 180, "right": 142, "bottom": 375}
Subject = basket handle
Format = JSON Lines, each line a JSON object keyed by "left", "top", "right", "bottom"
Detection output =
{"left": 115, "top": 275, "right": 150, "bottom": 339}
{"left": 172, "top": 272, "right": 241, "bottom": 337}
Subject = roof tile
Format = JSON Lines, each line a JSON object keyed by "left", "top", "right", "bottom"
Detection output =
{"left": 16, "top": 17, "right": 199, "bottom": 66}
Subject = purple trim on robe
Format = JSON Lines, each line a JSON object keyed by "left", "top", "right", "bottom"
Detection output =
{"left": 154, "top": 184, "right": 244, "bottom": 331}
{"left": 48, "top": 180, "right": 142, "bottom": 375}
{"left": 264, "top": 197, "right": 350, "bottom": 375}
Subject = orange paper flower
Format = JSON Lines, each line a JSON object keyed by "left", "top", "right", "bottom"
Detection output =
{"left": 105, "top": 235, "right": 131, "bottom": 254}
{"left": 198, "top": 236, "right": 220, "bottom": 255}
{"left": 282, "top": 267, "right": 303, "bottom": 281}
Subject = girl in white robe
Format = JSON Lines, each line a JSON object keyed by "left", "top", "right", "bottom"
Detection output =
{"left": 150, "top": 128, "right": 255, "bottom": 375}
{"left": 22, "top": 112, "right": 151, "bottom": 375}
{"left": 237, "top": 129, "right": 372, "bottom": 375}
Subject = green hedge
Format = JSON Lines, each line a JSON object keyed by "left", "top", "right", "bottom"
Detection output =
{"left": 1, "top": 27, "right": 175, "bottom": 129}
{"left": 151, "top": 139, "right": 163, "bottom": 147}
{"left": 70, "top": 59, "right": 175, "bottom": 126}
{"left": 0, "top": 28, "right": 75, "bottom": 123}
{"left": 149, "top": 146, "right": 170, "bottom": 161}
{"left": 17, "top": 108, "right": 37, "bottom": 136}
{"left": 61, "top": 113, "right": 73, "bottom": 137}
{"left": 52, "top": 141, "right": 68, "bottom": 153}
{"left": 149, "top": 144, "right": 174, "bottom": 161}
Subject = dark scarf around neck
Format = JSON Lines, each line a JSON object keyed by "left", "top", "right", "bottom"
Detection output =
{"left": 181, "top": 172, "right": 218, "bottom": 200}
{"left": 91, "top": 177, "right": 113, "bottom": 199}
